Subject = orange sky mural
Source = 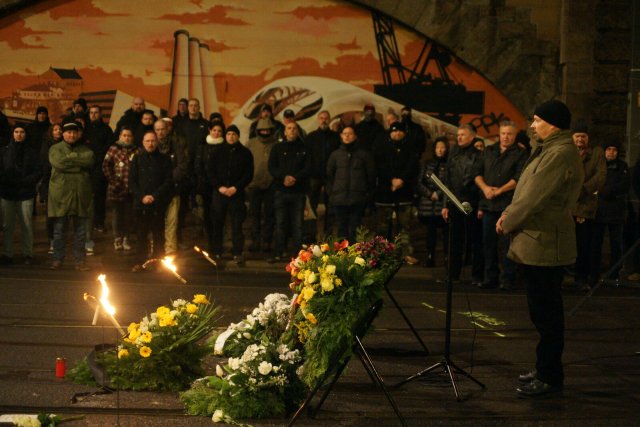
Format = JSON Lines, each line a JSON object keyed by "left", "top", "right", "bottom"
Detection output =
{"left": 0, "top": 0, "right": 526, "bottom": 137}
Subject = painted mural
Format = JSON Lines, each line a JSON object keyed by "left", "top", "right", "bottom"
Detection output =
{"left": 0, "top": 0, "right": 526, "bottom": 139}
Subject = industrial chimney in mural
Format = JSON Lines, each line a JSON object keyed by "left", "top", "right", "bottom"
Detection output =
{"left": 168, "top": 29, "right": 219, "bottom": 116}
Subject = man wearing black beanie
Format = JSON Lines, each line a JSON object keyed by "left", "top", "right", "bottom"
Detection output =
{"left": 497, "top": 99, "right": 584, "bottom": 398}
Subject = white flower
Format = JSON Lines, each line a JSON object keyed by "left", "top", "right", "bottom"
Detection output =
{"left": 12, "top": 415, "right": 41, "bottom": 427}
{"left": 312, "top": 245, "right": 323, "bottom": 257}
{"left": 325, "top": 264, "right": 336, "bottom": 274}
{"left": 172, "top": 299, "right": 187, "bottom": 308}
{"left": 228, "top": 357, "right": 240, "bottom": 370}
{"left": 258, "top": 361, "right": 273, "bottom": 375}
{"left": 296, "top": 365, "right": 305, "bottom": 377}
{"left": 216, "top": 364, "right": 224, "bottom": 377}
{"left": 212, "top": 409, "right": 225, "bottom": 423}
{"left": 354, "top": 256, "right": 366, "bottom": 266}
{"left": 242, "top": 332, "right": 252, "bottom": 339}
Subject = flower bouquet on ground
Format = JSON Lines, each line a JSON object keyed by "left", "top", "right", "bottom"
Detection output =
{"left": 209, "top": 293, "right": 292, "bottom": 358}
{"left": 67, "top": 294, "right": 219, "bottom": 392}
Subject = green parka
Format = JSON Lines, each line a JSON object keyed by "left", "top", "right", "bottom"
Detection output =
{"left": 502, "top": 130, "right": 584, "bottom": 266}
{"left": 47, "top": 141, "right": 94, "bottom": 218}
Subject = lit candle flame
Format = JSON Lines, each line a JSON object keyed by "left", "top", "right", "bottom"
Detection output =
{"left": 194, "top": 246, "right": 217, "bottom": 267}
{"left": 98, "top": 274, "right": 116, "bottom": 316}
{"left": 161, "top": 256, "right": 188, "bottom": 284}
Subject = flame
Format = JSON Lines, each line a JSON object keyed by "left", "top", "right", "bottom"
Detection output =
{"left": 194, "top": 245, "right": 211, "bottom": 257}
{"left": 161, "top": 256, "right": 177, "bottom": 273}
{"left": 97, "top": 274, "right": 116, "bottom": 316}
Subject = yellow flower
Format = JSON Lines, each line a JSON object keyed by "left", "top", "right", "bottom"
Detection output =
{"left": 306, "top": 312, "right": 317, "bottom": 324}
{"left": 321, "top": 243, "right": 330, "bottom": 252}
{"left": 301, "top": 286, "right": 315, "bottom": 301}
{"left": 117, "top": 349, "right": 129, "bottom": 359}
{"left": 127, "top": 322, "right": 139, "bottom": 333}
{"left": 156, "top": 306, "right": 170, "bottom": 317}
{"left": 306, "top": 272, "right": 317, "bottom": 284}
{"left": 320, "top": 276, "right": 334, "bottom": 292}
{"left": 159, "top": 314, "right": 177, "bottom": 327}
{"left": 354, "top": 256, "right": 366, "bottom": 267}
{"left": 140, "top": 331, "right": 152, "bottom": 343}
{"left": 322, "top": 255, "right": 329, "bottom": 263}
{"left": 334, "top": 278, "right": 343, "bottom": 286}
{"left": 139, "top": 346, "right": 152, "bottom": 358}
{"left": 324, "top": 264, "right": 336, "bottom": 275}
{"left": 297, "top": 271, "right": 305, "bottom": 280}
{"left": 186, "top": 303, "right": 198, "bottom": 314}
{"left": 128, "top": 328, "right": 141, "bottom": 341}
{"left": 193, "top": 294, "right": 210, "bottom": 305}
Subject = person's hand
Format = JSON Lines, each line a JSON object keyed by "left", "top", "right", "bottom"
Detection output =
{"left": 576, "top": 216, "right": 586, "bottom": 224}
{"left": 218, "top": 186, "right": 228, "bottom": 195}
{"left": 430, "top": 192, "right": 439, "bottom": 201}
{"left": 482, "top": 186, "right": 494, "bottom": 200}
{"left": 284, "top": 175, "right": 296, "bottom": 187}
{"left": 225, "top": 186, "right": 237, "bottom": 197}
{"left": 477, "top": 209, "right": 484, "bottom": 220}
{"left": 496, "top": 214, "right": 507, "bottom": 234}
{"left": 391, "top": 178, "right": 404, "bottom": 192}
{"left": 441, "top": 208, "right": 449, "bottom": 221}
{"left": 142, "top": 195, "right": 154, "bottom": 205}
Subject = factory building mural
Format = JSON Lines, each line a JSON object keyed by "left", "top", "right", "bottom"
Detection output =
{"left": 0, "top": 0, "right": 526, "bottom": 139}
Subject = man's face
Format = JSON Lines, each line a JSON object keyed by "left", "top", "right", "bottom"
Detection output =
{"left": 120, "top": 130, "right": 133, "bottom": 145}
{"left": 188, "top": 100, "right": 200, "bottom": 116}
{"left": 36, "top": 112, "right": 47, "bottom": 122}
{"left": 177, "top": 101, "right": 187, "bottom": 114}
{"left": 284, "top": 123, "right": 299, "bottom": 141}
{"left": 260, "top": 109, "right": 272, "bottom": 119}
{"left": 530, "top": 115, "right": 556, "bottom": 142}
{"left": 154, "top": 121, "right": 168, "bottom": 140}
{"left": 142, "top": 133, "right": 158, "bottom": 152}
{"left": 89, "top": 108, "right": 101, "bottom": 123}
{"left": 340, "top": 127, "right": 356, "bottom": 144}
{"left": 499, "top": 125, "right": 517, "bottom": 149}
{"left": 63, "top": 129, "right": 79, "bottom": 144}
{"left": 13, "top": 128, "right": 26, "bottom": 142}
{"left": 226, "top": 131, "right": 239, "bottom": 144}
{"left": 142, "top": 113, "right": 154, "bottom": 126}
{"left": 572, "top": 132, "right": 589, "bottom": 151}
{"left": 132, "top": 98, "right": 145, "bottom": 113}
{"left": 317, "top": 112, "right": 330, "bottom": 129}
{"left": 456, "top": 128, "right": 474, "bottom": 147}
{"left": 390, "top": 129, "right": 405, "bottom": 142}
{"left": 605, "top": 146, "right": 618, "bottom": 161}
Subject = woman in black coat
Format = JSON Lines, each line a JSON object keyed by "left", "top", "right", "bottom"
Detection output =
{"left": 325, "top": 126, "right": 375, "bottom": 243}
{"left": 416, "top": 136, "right": 449, "bottom": 267}
{"left": 0, "top": 124, "right": 42, "bottom": 264}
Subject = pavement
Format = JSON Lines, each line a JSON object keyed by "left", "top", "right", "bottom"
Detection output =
{"left": 0, "top": 209, "right": 639, "bottom": 426}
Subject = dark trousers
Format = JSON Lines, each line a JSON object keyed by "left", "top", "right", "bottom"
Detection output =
{"left": 482, "top": 210, "right": 517, "bottom": 285}
{"left": 309, "top": 178, "right": 332, "bottom": 235}
{"left": 211, "top": 192, "right": 247, "bottom": 256}
{"left": 201, "top": 190, "right": 214, "bottom": 252}
{"left": 449, "top": 208, "right": 483, "bottom": 282}
{"left": 135, "top": 209, "right": 165, "bottom": 264}
{"left": 274, "top": 191, "right": 305, "bottom": 257}
{"left": 248, "top": 187, "right": 275, "bottom": 249}
{"left": 521, "top": 264, "right": 565, "bottom": 386}
{"left": 333, "top": 204, "right": 365, "bottom": 243}
{"left": 178, "top": 190, "right": 191, "bottom": 245}
{"left": 575, "top": 219, "right": 595, "bottom": 283}
{"left": 92, "top": 178, "right": 107, "bottom": 229}
{"left": 418, "top": 215, "right": 448, "bottom": 264}
{"left": 591, "top": 221, "right": 624, "bottom": 280}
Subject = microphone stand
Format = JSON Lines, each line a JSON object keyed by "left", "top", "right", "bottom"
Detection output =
{"left": 394, "top": 172, "right": 485, "bottom": 400}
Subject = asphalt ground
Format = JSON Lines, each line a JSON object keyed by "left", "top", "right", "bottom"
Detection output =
{"left": 0, "top": 206, "right": 639, "bottom": 426}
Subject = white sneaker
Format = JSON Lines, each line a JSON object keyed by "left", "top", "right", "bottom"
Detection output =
{"left": 114, "top": 238, "right": 123, "bottom": 251}
{"left": 122, "top": 238, "right": 132, "bottom": 251}
{"left": 48, "top": 242, "right": 54, "bottom": 255}
{"left": 86, "top": 246, "right": 94, "bottom": 256}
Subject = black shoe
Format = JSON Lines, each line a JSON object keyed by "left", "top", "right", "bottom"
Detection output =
{"left": 517, "top": 378, "right": 562, "bottom": 398}
{"left": 477, "top": 281, "right": 498, "bottom": 289}
{"left": 0, "top": 255, "right": 13, "bottom": 266}
{"left": 518, "top": 369, "right": 537, "bottom": 384}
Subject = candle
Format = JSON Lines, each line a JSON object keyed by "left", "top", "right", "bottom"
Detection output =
{"left": 96, "top": 274, "right": 126, "bottom": 336}
{"left": 161, "top": 256, "right": 188, "bottom": 284}
{"left": 194, "top": 246, "right": 218, "bottom": 267}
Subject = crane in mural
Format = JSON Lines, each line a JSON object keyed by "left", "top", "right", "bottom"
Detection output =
{"left": 371, "top": 11, "right": 485, "bottom": 126}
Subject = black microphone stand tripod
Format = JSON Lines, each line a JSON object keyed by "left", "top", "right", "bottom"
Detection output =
{"left": 395, "top": 172, "right": 485, "bottom": 400}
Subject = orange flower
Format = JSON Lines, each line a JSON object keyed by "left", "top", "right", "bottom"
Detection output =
{"left": 334, "top": 240, "right": 349, "bottom": 251}
{"left": 299, "top": 251, "right": 312, "bottom": 262}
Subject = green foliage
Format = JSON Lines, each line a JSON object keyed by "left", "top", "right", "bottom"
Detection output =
{"left": 65, "top": 357, "right": 96, "bottom": 386}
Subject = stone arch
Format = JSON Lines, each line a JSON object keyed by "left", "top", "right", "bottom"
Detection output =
{"left": 349, "top": 0, "right": 559, "bottom": 118}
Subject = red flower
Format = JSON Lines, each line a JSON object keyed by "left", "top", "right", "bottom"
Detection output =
{"left": 334, "top": 240, "right": 349, "bottom": 251}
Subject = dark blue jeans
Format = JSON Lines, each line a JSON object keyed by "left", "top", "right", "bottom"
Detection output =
{"left": 274, "top": 191, "right": 305, "bottom": 257}
{"left": 333, "top": 204, "right": 365, "bottom": 243}
{"left": 482, "top": 210, "right": 517, "bottom": 285}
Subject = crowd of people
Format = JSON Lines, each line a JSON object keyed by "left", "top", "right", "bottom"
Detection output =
{"left": 0, "top": 97, "right": 634, "bottom": 287}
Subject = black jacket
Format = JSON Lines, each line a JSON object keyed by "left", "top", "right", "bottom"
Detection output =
{"left": 372, "top": 136, "right": 419, "bottom": 205}
{"left": 475, "top": 143, "right": 528, "bottom": 212}
{"left": 307, "top": 127, "right": 340, "bottom": 179}
{"left": 180, "top": 114, "right": 209, "bottom": 173}
{"left": 596, "top": 158, "right": 629, "bottom": 224}
{"left": 0, "top": 139, "right": 41, "bottom": 201}
{"left": 326, "top": 143, "right": 375, "bottom": 206}
{"left": 445, "top": 143, "right": 482, "bottom": 207}
{"left": 129, "top": 149, "right": 173, "bottom": 212}
{"left": 268, "top": 138, "right": 311, "bottom": 193}
{"left": 354, "top": 118, "right": 384, "bottom": 152}
{"left": 26, "top": 120, "right": 51, "bottom": 154}
{"left": 207, "top": 142, "right": 254, "bottom": 197}
{"left": 85, "top": 120, "right": 115, "bottom": 182}
{"left": 115, "top": 108, "right": 142, "bottom": 137}
{"left": 417, "top": 156, "right": 447, "bottom": 217}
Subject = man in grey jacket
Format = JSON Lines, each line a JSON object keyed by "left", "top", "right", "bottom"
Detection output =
{"left": 497, "top": 100, "right": 584, "bottom": 398}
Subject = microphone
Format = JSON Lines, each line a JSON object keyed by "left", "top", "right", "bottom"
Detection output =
{"left": 461, "top": 202, "right": 473, "bottom": 214}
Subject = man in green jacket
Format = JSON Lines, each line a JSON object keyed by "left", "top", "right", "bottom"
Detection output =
{"left": 48, "top": 121, "right": 94, "bottom": 271}
{"left": 497, "top": 100, "right": 584, "bottom": 398}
